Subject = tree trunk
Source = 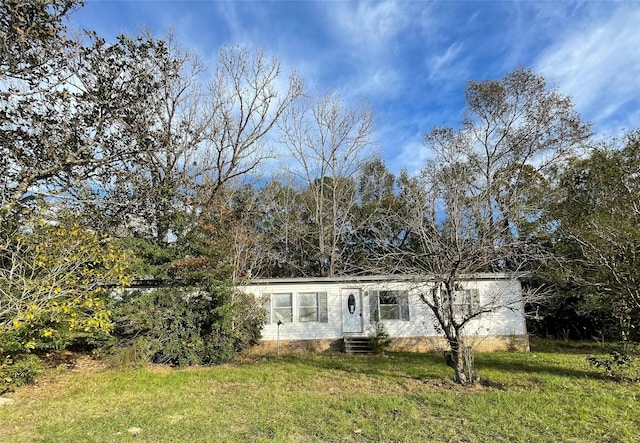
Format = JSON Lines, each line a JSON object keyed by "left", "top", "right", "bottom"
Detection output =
{"left": 447, "top": 339, "right": 469, "bottom": 385}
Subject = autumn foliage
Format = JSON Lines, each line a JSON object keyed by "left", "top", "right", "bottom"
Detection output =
{"left": 0, "top": 222, "right": 132, "bottom": 356}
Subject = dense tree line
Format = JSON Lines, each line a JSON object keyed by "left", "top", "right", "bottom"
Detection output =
{"left": 1, "top": 1, "right": 638, "bottom": 383}
{"left": 533, "top": 131, "right": 640, "bottom": 342}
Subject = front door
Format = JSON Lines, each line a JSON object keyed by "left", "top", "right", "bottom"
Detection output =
{"left": 342, "top": 288, "right": 363, "bottom": 333}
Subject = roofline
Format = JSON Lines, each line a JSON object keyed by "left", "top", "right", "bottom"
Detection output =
{"left": 118, "top": 273, "right": 527, "bottom": 289}
{"left": 241, "top": 273, "right": 525, "bottom": 286}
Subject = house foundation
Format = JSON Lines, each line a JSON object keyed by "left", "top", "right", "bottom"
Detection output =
{"left": 243, "top": 334, "right": 529, "bottom": 356}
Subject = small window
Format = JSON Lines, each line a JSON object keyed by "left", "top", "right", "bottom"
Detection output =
{"left": 453, "top": 289, "right": 479, "bottom": 316}
{"left": 272, "top": 293, "right": 292, "bottom": 323}
{"left": 298, "top": 292, "right": 328, "bottom": 323}
{"left": 379, "top": 291, "right": 400, "bottom": 320}
{"left": 370, "top": 290, "right": 409, "bottom": 321}
{"left": 299, "top": 292, "right": 318, "bottom": 322}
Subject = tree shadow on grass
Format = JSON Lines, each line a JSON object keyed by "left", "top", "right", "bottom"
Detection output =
{"left": 289, "top": 351, "right": 615, "bottom": 387}
{"left": 475, "top": 355, "right": 608, "bottom": 381}
{"left": 289, "top": 352, "right": 454, "bottom": 384}
{"left": 529, "top": 338, "right": 613, "bottom": 355}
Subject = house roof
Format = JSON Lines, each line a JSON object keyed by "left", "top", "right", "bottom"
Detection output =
{"left": 241, "top": 273, "right": 523, "bottom": 286}
{"left": 119, "top": 273, "right": 525, "bottom": 289}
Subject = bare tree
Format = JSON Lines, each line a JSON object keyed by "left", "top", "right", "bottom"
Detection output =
{"left": 161, "top": 47, "right": 304, "bottom": 277}
{"left": 91, "top": 43, "right": 303, "bottom": 246}
{"left": 374, "top": 68, "right": 590, "bottom": 385}
{"left": 385, "top": 164, "right": 547, "bottom": 384}
{"left": 279, "top": 92, "right": 375, "bottom": 277}
{"left": 198, "top": 47, "right": 304, "bottom": 207}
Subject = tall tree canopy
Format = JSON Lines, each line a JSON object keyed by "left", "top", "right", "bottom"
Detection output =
{"left": 0, "top": 1, "right": 163, "bottom": 226}
{"left": 375, "top": 68, "right": 591, "bottom": 384}
{"left": 278, "top": 92, "right": 375, "bottom": 277}
{"left": 545, "top": 130, "right": 640, "bottom": 341}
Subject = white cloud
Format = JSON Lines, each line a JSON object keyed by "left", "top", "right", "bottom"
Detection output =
{"left": 322, "top": 2, "right": 437, "bottom": 103}
{"left": 330, "top": 0, "right": 412, "bottom": 49}
{"left": 342, "top": 66, "right": 403, "bottom": 102}
{"left": 536, "top": 5, "right": 640, "bottom": 131}
{"left": 427, "top": 42, "right": 464, "bottom": 81}
{"left": 388, "top": 137, "right": 432, "bottom": 174}
{"left": 211, "top": 2, "right": 256, "bottom": 49}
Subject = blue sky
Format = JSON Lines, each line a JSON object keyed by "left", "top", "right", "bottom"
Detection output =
{"left": 72, "top": 1, "right": 640, "bottom": 173}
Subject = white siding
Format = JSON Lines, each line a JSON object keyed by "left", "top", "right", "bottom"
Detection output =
{"left": 238, "top": 276, "right": 527, "bottom": 342}
{"left": 241, "top": 282, "right": 344, "bottom": 341}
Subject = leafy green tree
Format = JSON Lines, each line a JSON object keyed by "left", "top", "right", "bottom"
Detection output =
{"left": 1, "top": 12, "right": 162, "bottom": 226}
{"left": 166, "top": 185, "right": 266, "bottom": 282}
{"left": 253, "top": 180, "right": 317, "bottom": 278}
{"left": 110, "top": 282, "right": 265, "bottom": 366}
{"left": 0, "top": 0, "right": 80, "bottom": 77}
{"left": 0, "top": 1, "right": 277, "bottom": 368}
{"left": 547, "top": 130, "right": 640, "bottom": 341}
{"left": 346, "top": 158, "right": 412, "bottom": 273}
{"left": 377, "top": 68, "right": 590, "bottom": 385}
{"left": 76, "top": 31, "right": 208, "bottom": 243}
{"left": 0, "top": 220, "right": 132, "bottom": 356}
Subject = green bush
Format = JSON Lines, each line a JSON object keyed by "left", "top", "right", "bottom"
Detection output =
{"left": 369, "top": 321, "right": 391, "bottom": 354}
{"left": 101, "top": 337, "right": 154, "bottom": 369}
{"left": 586, "top": 342, "right": 640, "bottom": 380}
{"left": 1, "top": 354, "right": 43, "bottom": 394}
{"left": 108, "top": 282, "right": 265, "bottom": 366}
{"left": 0, "top": 329, "right": 24, "bottom": 358}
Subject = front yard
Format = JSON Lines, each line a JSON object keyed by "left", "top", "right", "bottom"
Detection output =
{"left": 0, "top": 340, "right": 638, "bottom": 442}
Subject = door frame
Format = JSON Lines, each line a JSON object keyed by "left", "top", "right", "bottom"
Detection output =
{"left": 341, "top": 287, "right": 363, "bottom": 334}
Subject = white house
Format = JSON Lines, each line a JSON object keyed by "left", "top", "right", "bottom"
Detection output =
{"left": 238, "top": 274, "right": 530, "bottom": 354}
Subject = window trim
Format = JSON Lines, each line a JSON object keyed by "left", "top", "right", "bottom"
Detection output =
{"left": 263, "top": 291, "right": 328, "bottom": 324}
{"left": 271, "top": 292, "right": 293, "bottom": 323}
{"left": 370, "top": 289, "right": 410, "bottom": 322}
{"left": 298, "top": 292, "right": 319, "bottom": 322}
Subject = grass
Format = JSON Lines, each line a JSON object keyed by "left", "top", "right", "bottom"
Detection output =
{"left": 0, "top": 339, "right": 638, "bottom": 442}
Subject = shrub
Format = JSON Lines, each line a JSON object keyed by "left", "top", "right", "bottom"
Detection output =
{"left": 586, "top": 342, "right": 639, "bottom": 380}
{"left": 108, "top": 282, "right": 265, "bottom": 366}
{"left": 1, "top": 354, "right": 43, "bottom": 394}
{"left": 0, "top": 222, "right": 132, "bottom": 356}
{"left": 369, "top": 321, "right": 391, "bottom": 354}
{"left": 101, "top": 337, "right": 154, "bottom": 369}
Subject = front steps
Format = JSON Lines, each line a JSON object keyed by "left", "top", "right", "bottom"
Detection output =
{"left": 343, "top": 336, "right": 373, "bottom": 354}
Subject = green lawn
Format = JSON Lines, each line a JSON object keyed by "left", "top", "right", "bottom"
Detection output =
{"left": 1, "top": 341, "right": 638, "bottom": 442}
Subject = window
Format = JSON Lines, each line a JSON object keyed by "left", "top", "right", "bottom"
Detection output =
{"left": 379, "top": 291, "right": 399, "bottom": 320}
{"left": 273, "top": 293, "right": 293, "bottom": 323}
{"left": 263, "top": 293, "right": 292, "bottom": 323}
{"left": 370, "top": 290, "right": 409, "bottom": 321}
{"left": 263, "top": 292, "right": 327, "bottom": 324}
{"left": 298, "top": 292, "right": 328, "bottom": 323}
{"left": 299, "top": 292, "right": 318, "bottom": 322}
{"left": 453, "top": 289, "right": 479, "bottom": 316}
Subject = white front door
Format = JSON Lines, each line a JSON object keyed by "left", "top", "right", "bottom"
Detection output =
{"left": 342, "top": 288, "right": 363, "bottom": 333}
